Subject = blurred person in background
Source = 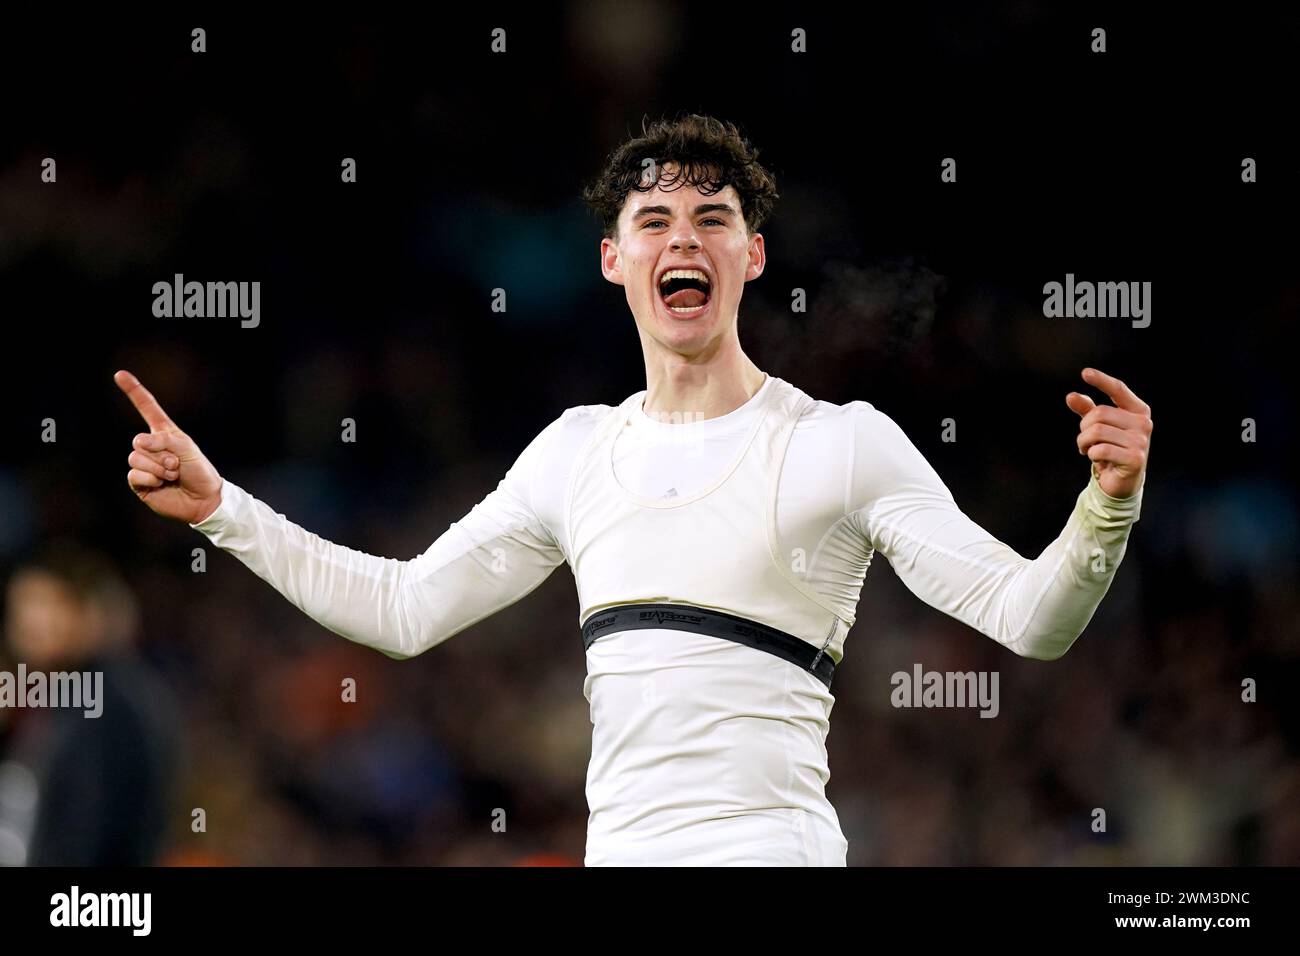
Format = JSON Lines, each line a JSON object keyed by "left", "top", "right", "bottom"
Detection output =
{"left": 0, "top": 541, "right": 178, "bottom": 866}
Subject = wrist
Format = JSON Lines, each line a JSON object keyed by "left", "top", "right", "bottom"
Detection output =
{"left": 1089, "top": 464, "right": 1142, "bottom": 503}
{"left": 193, "top": 479, "right": 224, "bottom": 524}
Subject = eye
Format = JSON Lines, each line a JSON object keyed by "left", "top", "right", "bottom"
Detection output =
{"left": 643, "top": 217, "right": 726, "bottom": 229}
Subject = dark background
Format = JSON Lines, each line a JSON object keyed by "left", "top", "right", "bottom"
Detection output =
{"left": 0, "top": 5, "right": 1297, "bottom": 864}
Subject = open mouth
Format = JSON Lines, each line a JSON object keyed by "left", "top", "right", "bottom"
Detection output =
{"left": 657, "top": 268, "right": 711, "bottom": 317}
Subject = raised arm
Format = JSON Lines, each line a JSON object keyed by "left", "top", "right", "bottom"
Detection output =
{"left": 849, "top": 369, "right": 1151, "bottom": 661}
{"left": 115, "top": 370, "right": 567, "bottom": 659}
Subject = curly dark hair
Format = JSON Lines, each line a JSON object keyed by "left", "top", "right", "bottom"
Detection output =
{"left": 581, "top": 114, "right": 779, "bottom": 240}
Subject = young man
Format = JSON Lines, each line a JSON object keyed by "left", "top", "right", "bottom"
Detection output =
{"left": 115, "top": 114, "right": 1153, "bottom": 866}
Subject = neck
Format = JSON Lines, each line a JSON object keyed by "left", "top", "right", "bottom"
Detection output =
{"left": 638, "top": 328, "right": 767, "bottom": 421}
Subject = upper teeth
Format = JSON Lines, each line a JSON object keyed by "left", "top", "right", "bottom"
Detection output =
{"left": 659, "top": 268, "right": 710, "bottom": 288}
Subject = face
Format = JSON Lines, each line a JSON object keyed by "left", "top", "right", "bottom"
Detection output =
{"left": 600, "top": 166, "right": 765, "bottom": 358}
{"left": 3, "top": 571, "right": 98, "bottom": 669}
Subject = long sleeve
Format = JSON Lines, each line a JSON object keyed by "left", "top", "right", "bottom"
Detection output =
{"left": 188, "top": 416, "right": 569, "bottom": 660}
{"left": 848, "top": 402, "right": 1144, "bottom": 660}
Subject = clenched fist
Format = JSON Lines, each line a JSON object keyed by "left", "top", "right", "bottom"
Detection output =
{"left": 1066, "top": 367, "right": 1153, "bottom": 500}
{"left": 114, "top": 370, "right": 224, "bottom": 525}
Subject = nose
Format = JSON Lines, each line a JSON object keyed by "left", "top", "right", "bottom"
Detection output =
{"left": 668, "top": 228, "right": 700, "bottom": 253}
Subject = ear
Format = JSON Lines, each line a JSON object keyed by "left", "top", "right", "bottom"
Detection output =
{"left": 600, "top": 236, "right": 625, "bottom": 286}
{"left": 744, "top": 231, "right": 766, "bottom": 283}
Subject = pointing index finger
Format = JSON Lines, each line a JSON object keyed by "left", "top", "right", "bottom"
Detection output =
{"left": 114, "top": 370, "right": 177, "bottom": 432}
{"left": 1082, "top": 367, "right": 1149, "bottom": 415}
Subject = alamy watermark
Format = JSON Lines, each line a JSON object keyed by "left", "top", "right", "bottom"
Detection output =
{"left": 891, "top": 663, "right": 999, "bottom": 718}
{"left": 50, "top": 886, "right": 151, "bottom": 936}
{"left": 152, "top": 273, "right": 260, "bottom": 328}
{"left": 1042, "top": 273, "right": 1150, "bottom": 328}
{"left": 0, "top": 665, "right": 103, "bottom": 718}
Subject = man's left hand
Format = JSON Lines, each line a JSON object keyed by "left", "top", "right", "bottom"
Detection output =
{"left": 1066, "top": 367, "right": 1153, "bottom": 500}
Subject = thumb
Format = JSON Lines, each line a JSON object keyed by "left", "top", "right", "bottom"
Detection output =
{"left": 1065, "top": 392, "right": 1096, "bottom": 418}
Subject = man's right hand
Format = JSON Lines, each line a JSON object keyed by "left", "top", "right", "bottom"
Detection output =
{"left": 114, "top": 369, "right": 225, "bottom": 525}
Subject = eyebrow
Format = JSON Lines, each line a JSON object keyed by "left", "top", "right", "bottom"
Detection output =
{"left": 631, "top": 203, "right": 738, "bottom": 221}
